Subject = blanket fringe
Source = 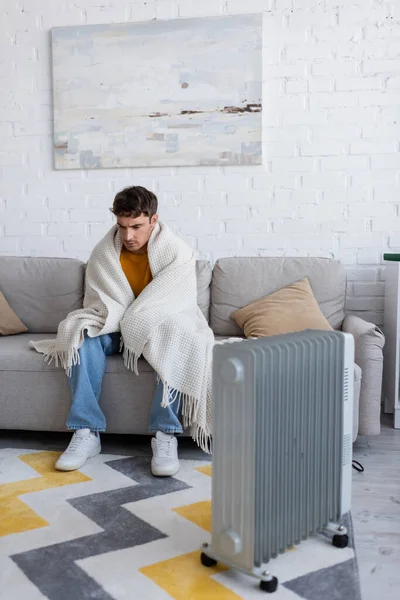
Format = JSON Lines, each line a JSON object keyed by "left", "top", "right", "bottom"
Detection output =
{"left": 123, "top": 347, "right": 139, "bottom": 376}
{"left": 29, "top": 341, "right": 80, "bottom": 377}
{"left": 161, "top": 381, "right": 211, "bottom": 454}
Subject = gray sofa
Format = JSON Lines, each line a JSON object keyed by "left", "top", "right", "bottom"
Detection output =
{"left": 0, "top": 256, "right": 385, "bottom": 442}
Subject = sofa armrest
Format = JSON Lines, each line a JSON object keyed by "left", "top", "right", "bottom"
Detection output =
{"left": 342, "top": 314, "right": 385, "bottom": 436}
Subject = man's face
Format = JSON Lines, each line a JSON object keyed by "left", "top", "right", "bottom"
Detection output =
{"left": 117, "top": 213, "right": 158, "bottom": 254}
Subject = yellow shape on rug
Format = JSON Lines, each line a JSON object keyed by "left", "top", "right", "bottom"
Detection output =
{"left": 0, "top": 451, "right": 91, "bottom": 537}
{"left": 140, "top": 550, "right": 242, "bottom": 600}
{"left": 174, "top": 500, "right": 212, "bottom": 533}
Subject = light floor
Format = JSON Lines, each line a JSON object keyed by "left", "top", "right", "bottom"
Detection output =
{"left": 1, "top": 416, "right": 399, "bottom": 600}
{"left": 352, "top": 414, "right": 400, "bottom": 600}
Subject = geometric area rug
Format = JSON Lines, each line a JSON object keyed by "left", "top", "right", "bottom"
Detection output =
{"left": 0, "top": 449, "right": 362, "bottom": 599}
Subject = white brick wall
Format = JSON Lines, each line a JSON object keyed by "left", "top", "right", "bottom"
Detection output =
{"left": 1, "top": 0, "right": 400, "bottom": 325}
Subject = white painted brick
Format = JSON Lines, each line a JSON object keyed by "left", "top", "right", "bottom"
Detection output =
{"left": 280, "top": 109, "right": 327, "bottom": 126}
{"left": 250, "top": 203, "right": 295, "bottom": 219}
{"left": 320, "top": 155, "right": 368, "bottom": 170}
{"left": 162, "top": 205, "right": 200, "bottom": 221}
{"left": 265, "top": 64, "right": 307, "bottom": 78}
{"left": 156, "top": 1, "right": 179, "bottom": 19}
{"left": 346, "top": 268, "right": 378, "bottom": 282}
{"left": 288, "top": 232, "right": 335, "bottom": 249}
{"left": 205, "top": 176, "right": 250, "bottom": 192}
{"left": 346, "top": 297, "right": 384, "bottom": 312}
{"left": 356, "top": 249, "right": 383, "bottom": 265}
{"left": 20, "top": 237, "right": 63, "bottom": 257}
{"left": 180, "top": 0, "right": 222, "bottom": 17}
{"left": 226, "top": 0, "right": 271, "bottom": 13}
{"left": 0, "top": 237, "right": 19, "bottom": 253}
{"left": 63, "top": 238, "right": 94, "bottom": 259}
{"left": 288, "top": 8, "right": 334, "bottom": 27}
{"left": 359, "top": 91, "right": 400, "bottom": 106}
{"left": 272, "top": 218, "right": 320, "bottom": 234}
{"left": 289, "top": 190, "right": 319, "bottom": 205}
{"left": 201, "top": 234, "right": 242, "bottom": 253}
{"left": 387, "top": 76, "right": 400, "bottom": 89}
{"left": 48, "top": 223, "right": 87, "bottom": 236}
{"left": 0, "top": 122, "right": 13, "bottom": 137}
{"left": 308, "top": 78, "right": 334, "bottom": 92}
{"left": 337, "top": 5, "right": 388, "bottom": 26}
{"left": 298, "top": 203, "right": 344, "bottom": 220}
{"left": 241, "top": 233, "right": 287, "bottom": 250}
{"left": 371, "top": 154, "right": 400, "bottom": 169}
{"left": 5, "top": 222, "right": 43, "bottom": 236}
{"left": 350, "top": 139, "right": 397, "bottom": 154}
{"left": 300, "top": 141, "right": 346, "bottom": 156}
{"left": 69, "top": 180, "right": 112, "bottom": 194}
{"left": 14, "top": 120, "right": 52, "bottom": 136}
{"left": 348, "top": 202, "right": 396, "bottom": 218}
{"left": 286, "top": 43, "right": 331, "bottom": 61}
{"left": 69, "top": 209, "right": 109, "bottom": 223}
{"left": 90, "top": 223, "right": 113, "bottom": 240}
{"left": 339, "top": 233, "right": 386, "bottom": 249}
{"left": 380, "top": 106, "right": 400, "bottom": 124}
{"left": 373, "top": 217, "right": 400, "bottom": 232}
{"left": 312, "top": 60, "right": 357, "bottom": 77}
{"left": 48, "top": 194, "right": 89, "bottom": 209}
{"left": 302, "top": 173, "right": 347, "bottom": 189}
{"left": 181, "top": 192, "right": 224, "bottom": 206}
{"left": 85, "top": 6, "right": 131, "bottom": 24}
{"left": 227, "top": 219, "right": 270, "bottom": 234}
{"left": 158, "top": 176, "right": 201, "bottom": 192}
{"left": 353, "top": 282, "right": 385, "bottom": 297}
{"left": 264, "top": 126, "right": 309, "bottom": 143}
{"left": 335, "top": 77, "right": 384, "bottom": 91}
{"left": 265, "top": 142, "right": 296, "bottom": 158}
{"left": 362, "top": 58, "right": 400, "bottom": 74}
{"left": 285, "top": 80, "right": 307, "bottom": 94}
{"left": 0, "top": 152, "right": 25, "bottom": 166}
{"left": 262, "top": 175, "right": 299, "bottom": 189}
{"left": 352, "top": 171, "right": 398, "bottom": 187}
{"left": 313, "top": 25, "right": 363, "bottom": 43}
{"left": 200, "top": 205, "right": 247, "bottom": 221}
{"left": 183, "top": 220, "right": 223, "bottom": 235}
{"left": 227, "top": 191, "right": 270, "bottom": 205}
{"left": 312, "top": 124, "right": 362, "bottom": 141}
{"left": 25, "top": 209, "right": 68, "bottom": 223}
{"left": 271, "top": 157, "right": 316, "bottom": 172}
{"left": 326, "top": 107, "right": 377, "bottom": 123}
{"left": 374, "top": 189, "right": 400, "bottom": 203}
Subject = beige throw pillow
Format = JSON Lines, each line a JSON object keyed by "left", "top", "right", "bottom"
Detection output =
{"left": 0, "top": 291, "right": 28, "bottom": 335}
{"left": 232, "top": 278, "right": 333, "bottom": 338}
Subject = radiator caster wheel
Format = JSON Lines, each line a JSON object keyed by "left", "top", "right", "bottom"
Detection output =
{"left": 260, "top": 576, "right": 278, "bottom": 593}
{"left": 332, "top": 534, "right": 349, "bottom": 548}
{"left": 200, "top": 552, "right": 217, "bottom": 567}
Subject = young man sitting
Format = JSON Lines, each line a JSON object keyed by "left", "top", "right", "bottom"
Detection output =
{"left": 31, "top": 186, "right": 215, "bottom": 476}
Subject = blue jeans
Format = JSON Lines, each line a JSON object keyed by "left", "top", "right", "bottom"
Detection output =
{"left": 66, "top": 332, "right": 183, "bottom": 435}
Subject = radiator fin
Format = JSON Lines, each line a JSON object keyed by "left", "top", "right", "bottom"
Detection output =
{"left": 253, "top": 333, "right": 344, "bottom": 565}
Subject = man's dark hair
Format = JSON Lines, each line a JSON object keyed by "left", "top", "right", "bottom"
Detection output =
{"left": 111, "top": 186, "right": 158, "bottom": 219}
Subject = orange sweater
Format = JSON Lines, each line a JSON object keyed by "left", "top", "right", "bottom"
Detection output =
{"left": 120, "top": 247, "right": 152, "bottom": 297}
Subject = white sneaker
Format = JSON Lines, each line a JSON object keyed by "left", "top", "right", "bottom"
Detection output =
{"left": 151, "top": 431, "right": 180, "bottom": 477}
{"left": 55, "top": 429, "right": 101, "bottom": 471}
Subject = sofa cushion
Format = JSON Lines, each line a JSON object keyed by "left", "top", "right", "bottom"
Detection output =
{"left": 0, "top": 291, "right": 28, "bottom": 335}
{"left": 211, "top": 257, "right": 346, "bottom": 336}
{"left": 232, "top": 278, "right": 333, "bottom": 338}
{"left": 0, "top": 257, "right": 85, "bottom": 334}
{"left": 0, "top": 333, "right": 154, "bottom": 373}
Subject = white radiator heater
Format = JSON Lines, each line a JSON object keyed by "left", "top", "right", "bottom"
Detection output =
{"left": 201, "top": 330, "right": 354, "bottom": 593}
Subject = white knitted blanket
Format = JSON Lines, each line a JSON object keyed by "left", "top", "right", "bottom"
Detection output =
{"left": 30, "top": 222, "right": 216, "bottom": 451}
